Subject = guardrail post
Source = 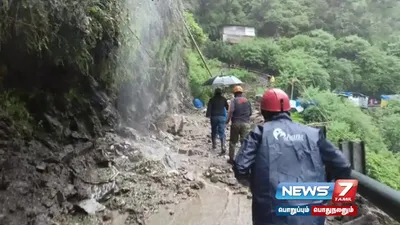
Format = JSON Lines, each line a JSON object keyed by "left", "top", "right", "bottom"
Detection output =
{"left": 351, "top": 141, "right": 366, "bottom": 174}
{"left": 348, "top": 141, "right": 354, "bottom": 170}
{"left": 339, "top": 140, "right": 352, "bottom": 164}
{"left": 337, "top": 140, "right": 366, "bottom": 174}
{"left": 320, "top": 126, "right": 326, "bottom": 137}
{"left": 360, "top": 141, "right": 366, "bottom": 174}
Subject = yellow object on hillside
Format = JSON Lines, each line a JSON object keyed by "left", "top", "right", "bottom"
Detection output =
{"left": 381, "top": 100, "right": 388, "bottom": 108}
{"left": 266, "top": 75, "right": 275, "bottom": 88}
{"left": 270, "top": 76, "right": 275, "bottom": 83}
{"left": 380, "top": 94, "right": 400, "bottom": 108}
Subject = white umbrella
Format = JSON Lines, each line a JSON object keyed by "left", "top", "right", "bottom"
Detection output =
{"left": 202, "top": 75, "right": 243, "bottom": 86}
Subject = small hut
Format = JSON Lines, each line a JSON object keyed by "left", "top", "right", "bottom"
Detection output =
{"left": 220, "top": 24, "right": 256, "bottom": 44}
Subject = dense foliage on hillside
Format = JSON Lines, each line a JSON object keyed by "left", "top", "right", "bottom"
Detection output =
{"left": 204, "top": 34, "right": 400, "bottom": 97}
{"left": 183, "top": 0, "right": 400, "bottom": 189}
{"left": 301, "top": 89, "right": 400, "bottom": 189}
{"left": 0, "top": 0, "right": 123, "bottom": 78}
{"left": 187, "top": 0, "right": 400, "bottom": 42}
{"left": 0, "top": 0, "right": 125, "bottom": 132}
{"left": 187, "top": 0, "right": 400, "bottom": 97}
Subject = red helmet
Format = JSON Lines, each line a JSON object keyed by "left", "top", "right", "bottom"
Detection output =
{"left": 260, "top": 88, "right": 291, "bottom": 112}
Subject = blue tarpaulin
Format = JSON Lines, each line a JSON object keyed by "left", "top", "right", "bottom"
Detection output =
{"left": 289, "top": 99, "right": 317, "bottom": 112}
{"left": 289, "top": 100, "right": 306, "bottom": 107}
{"left": 193, "top": 98, "right": 203, "bottom": 109}
{"left": 344, "top": 92, "right": 352, "bottom": 96}
{"left": 296, "top": 99, "right": 317, "bottom": 108}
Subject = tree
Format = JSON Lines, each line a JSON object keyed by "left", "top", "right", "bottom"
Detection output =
{"left": 300, "top": 88, "right": 400, "bottom": 189}
{"left": 189, "top": 0, "right": 400, "bottom": 42}
{"left": 184, "top": 12, "right": 208, "bottom": 47}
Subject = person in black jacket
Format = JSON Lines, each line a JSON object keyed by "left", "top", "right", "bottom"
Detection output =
{"left": 206, "top": 88, "right": 229, "bottom": 152}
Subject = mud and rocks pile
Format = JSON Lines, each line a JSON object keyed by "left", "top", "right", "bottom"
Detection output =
{"left": 203, "top": 164, "right": 250, "bottom": 195}
{"left": 0, "top": 110, "right": 205, "bottom": 225}
{"left": 327, "top": 195, "right": 396, "bottom": 225}
{"left": 55, "top": 132, "right": 205, "bottom": 225}
{"left": 250, "top": 109, "right": 264, "bottom": 128}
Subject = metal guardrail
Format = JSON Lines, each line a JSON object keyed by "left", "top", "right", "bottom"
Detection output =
{"left": 351, "top": 170, "right": 400, "bottom": 222}
{"left": 315, "top": 126, "right": 400, "bottom": 222}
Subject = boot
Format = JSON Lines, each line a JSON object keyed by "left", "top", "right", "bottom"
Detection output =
{"left": 212, "top": 138, "right": 217, "bottom": 150}
{"left": 220, "top": 138, "right": 226, "bottom": 154}
{"left": 228, "top": 144, "right": 235, "bottom": 163}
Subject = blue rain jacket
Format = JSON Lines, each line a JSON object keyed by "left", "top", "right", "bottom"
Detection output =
{"left": 234, "top": 113, "right": 351, "bottom": 225}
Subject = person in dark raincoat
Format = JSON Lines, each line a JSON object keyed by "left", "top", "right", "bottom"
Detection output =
{"left": 233, "top": 88, "right": 352, "bottom": 225}
{"left": 206, "top": 88, "right": 229, "bottom": 152}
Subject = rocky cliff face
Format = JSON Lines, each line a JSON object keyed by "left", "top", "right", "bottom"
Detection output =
{"left": 116, "top": 0, "right": 189, "bottom": 129}
{"left": 0, "top": 0, "right": 190, "bottom": 224}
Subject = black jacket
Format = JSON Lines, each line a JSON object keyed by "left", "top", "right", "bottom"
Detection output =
{"left": 206, "top": 95, "right": 229, "bottom": 117}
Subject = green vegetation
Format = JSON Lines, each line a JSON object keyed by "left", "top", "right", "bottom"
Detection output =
{"left": 0, "top": 0, "right": 126, "bottom": 128}
{"left": 185, "top": 50, "right": 221, "bottom": 102}
{"left": 301, "top": 89, "right": 400, "bottom": 189}
{"left": 0, "top": 91, "right": 32, "bottom": 132}
{"left": 184, "top": 12, "right": 208, "bottom": 48}
{"left": 203, "top": 33, "right": 400, "bottom": 97}
{"left": 187, "top": 0, "right": 400, "bottom": 43}
{"left": 184, "top": 12, "right": 255, "bottom": 103}
{"left": 290, "top": 112, "right": 304, "bottom": 124}
{"left": 0, "top": 0, "right": 123, "bottom": 74}
{"left": 189, "top": 0, "right": 400, "bottom": 96}
{"left": 185, "top": 0, "right": 400, "bottom": 189}
{"left": 373, "top": 101, "right": 400, "bottom": 153}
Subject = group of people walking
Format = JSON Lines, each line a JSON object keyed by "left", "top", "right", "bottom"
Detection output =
{"left": 205, "top": 85, "right": 252, "bottom": 164}
{"left": 205, "top": 86, "right": 352, "bottom": 225}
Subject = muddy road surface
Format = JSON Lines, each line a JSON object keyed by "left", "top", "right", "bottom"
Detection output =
{"left": 145, "top": 114, "right": 253, "bottom": 225}
{"left": 147, "top": 181, "right": 252, "bottom": 225}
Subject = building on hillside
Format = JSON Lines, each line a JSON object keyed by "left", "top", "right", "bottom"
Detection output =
{"left": 335, "top": 92, "right": 369, "bottom": 109}
{"left": 220, "top": 25, "right": 256, "bottom": 44}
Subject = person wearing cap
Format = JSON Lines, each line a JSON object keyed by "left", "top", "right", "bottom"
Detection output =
{"left": 226, "top": 85, "right": 252, "bottom": 163}
{"left": 233, "top": 88, "right": 351, "bottom": 225}
{"left": 206, "top": 88, "right": 229, "bottom": 152}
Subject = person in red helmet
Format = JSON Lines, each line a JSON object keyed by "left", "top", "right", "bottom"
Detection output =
{"left": 233, "top": 88, "right": 351, "bottom": 225}
{"left": 226, "top": 85, "right": 252, "bottom": 163}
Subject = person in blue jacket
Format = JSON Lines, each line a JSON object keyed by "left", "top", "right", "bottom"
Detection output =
{"left": 233, "top": 88, "right": 351, "bottom": 225}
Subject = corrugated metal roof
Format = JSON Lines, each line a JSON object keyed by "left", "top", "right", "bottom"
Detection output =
{"left": 381, "top": 94, "right": 400, "bottom": 100}
{"left": 219, "top": 24, "right": 255, "bottom": 28}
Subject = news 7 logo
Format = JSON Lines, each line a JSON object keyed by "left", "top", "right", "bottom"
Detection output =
{"left": 275, "top": 179, "right": 358, "bottom": 203}
{"left": 332, "top": 179, "right": 358, "bottom": 203}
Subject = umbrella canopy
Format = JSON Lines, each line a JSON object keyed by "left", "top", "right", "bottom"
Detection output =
{"left": 202, "top": 75, "right": 243, "bottom": 86}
